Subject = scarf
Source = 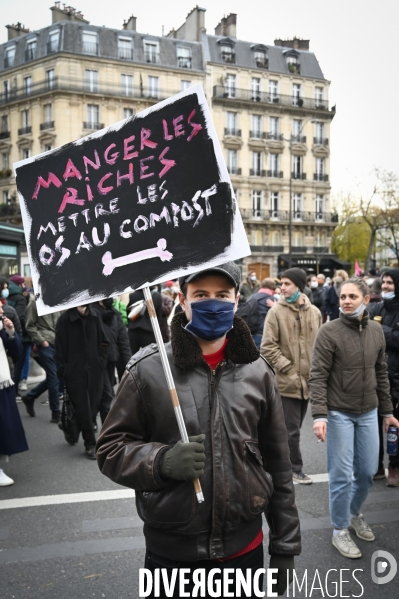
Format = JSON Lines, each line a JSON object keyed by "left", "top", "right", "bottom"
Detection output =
{"left": 0, "top": 324, "right": 13, "bottom": 389}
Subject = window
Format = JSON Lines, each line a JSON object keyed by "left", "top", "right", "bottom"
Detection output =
{"left": 145, "top": 42, "right": 159, "bottom": 64}
{"left": 148, "top": 76, "right": 159, "bottom": 98}
{"left": 121, "top": 74, "right": 133, "bottom": 96}
{"left": 46, "top": 69, "right": 55, "bottom": 90}
{"left": 315, "top": 194, "right": 324, "bottom": 219}
{"left": 270, "top": 192, "right": 279, "bottom": 218}
{"left": 118, "top": 37, "right": 133, "bottom": 60}
{"left": 269, "top": 80, "right": 279, "bottom": 101}
{"left": 85, "top": 70, "right": 98, "bottom": 93}
{"left": 181, "top": 80, "right": 191, "bottom": 91}
{"left": 251, "top": 77, "right": 261, "bottom": 99}
{"left": 293, "top": 193, "right": 303, "bottom": 219}
{"left": 2, "top": 81, "right": 9, "bottom": 101}
{"left": 4, "top": 46, "right": 15, "bottom": 69}
{"left": 315, "top": 231, "right": 325, "bottom": 247}
{"left": 123, "top": 108, "right": 135, "bottom": 119}
{"left": 2, "top": 190, "right": 10, "bottom": 204}
{"left": 225, "top": 74, "right": 236, "bottom": 98}
{"left": 270, "top": 231, "right": 280, "bottom": 246}
{"left": 292, "top": 231, "right": 303, "bottom": 246}
{"left": 269, "top": 116, "right": 280, "bottom": 139}
{"left": 254, "top": 50, "right": 267, "bottom": 68}
{"left": 251, "top": 229, "right": 263, "bottom": 245}
{"left": 315, "top": 87, "right": 324, "bottom": 105}
{"left": 82, "top": 31, "right": 98, "bottom": 55}
{"left": 251, "top": 115, "right": 262, "bottom": 138}
{"left": 221, "top": 44, "right": 235, "bottom": 64}
{"left": 177, "top": 46, "right": 191, "bottom": 69}
{"left": 227, "top": 150, "right": 238, "bottom": 174}
{"left": 25, "top": 39, "right": 37, "bottom": 61}
{"left": 21, "top": 148, "right": 30, "bottom": 160}
{"left": 21, "top": 110, "right": 30, "bottom": 128}
{"left": 287, "top": 54, "right": 300, "bottom": 74}
{"left": 24, "top": 76, "right": 32, "bottom": 96}
{"left": 292, "top": 119, "right": 302, "bottom": 140}
{"left": 315, "top": 122, "right": 324, "bottom": 144}
{"left": 316, "top": 158, "right": 325, "bottom": 176}
{"left": 226, "top": 111, "right": 237, "bottom": 135}
{"left": 44, "top": 103, "right": 52, "bottom": 123}
{"left": 252, "top": 191, "right": 262, "bottom": 218}
{"left": 251, "top": 152, "right": 262, "bottom": 176}
{"left": 47, "top": 29, "right": 60, "bottom": 54}
{"left": 292, "top": 155, "right": 303, "bottom": 178}
{"left": 269, "top": 153, "right": 279, "bottom": 176}
{"left": 2, "top": 152, "right": 9, "bottom": 169}
{"left": 86, "top": 104, "right": 100, "bottom": 128}
{"left": 292, "top": 83, "right": 302, "bottom": 106}
{"left": 1, "top": 115, "right": 8, "bottom": 133}
{"left": 44, "top": 144, "right": 53, "bottom": 152}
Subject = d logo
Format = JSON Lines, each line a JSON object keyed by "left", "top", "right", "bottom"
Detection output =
{"left": 371, "top": 550, "right": 397, "bottom": 585}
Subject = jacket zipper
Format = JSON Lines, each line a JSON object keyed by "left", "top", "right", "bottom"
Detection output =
{"left": 359, "top": 322, "right": 365, "bottom": 410}
{"left": 206, "top": 360, "right": 226, "bottom": 559}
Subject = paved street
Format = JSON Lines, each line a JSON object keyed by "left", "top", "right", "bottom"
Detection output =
{"left": 0, "top": 375, "right": 398, "bottom": 599}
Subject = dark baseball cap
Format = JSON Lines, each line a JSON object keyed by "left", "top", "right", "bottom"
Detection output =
{"left": 179, "top": 262, "right": 241, "bottom": 290}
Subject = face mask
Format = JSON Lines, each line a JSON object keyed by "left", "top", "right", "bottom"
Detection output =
{"left": 102, "top": 298, "right": 114, "bottom": 309}
{"left": 273, "top": 294, "right": 280, "bottom": 301}
{"left": 334, "top": 277, "right": 343, "bottom": 286}
{"left": 185, "top": 299, "right": 235, "bottom": 341}
{"left": 310, "top": 281, "right": 318, "bottom": 289}
{"left": 339, "top": 304, "right": 366, "bottom": 318}
{"left": 1, "top": 289, "right": 9, "bottom": 299}
{"left": 286, "top": 289, "right": 301, "bottom": 304}
{"left": 250, "top": 276, "right": 256, "bottom": 282}
{"left": 382, "top": 291, "right": 395, "bottom": 300}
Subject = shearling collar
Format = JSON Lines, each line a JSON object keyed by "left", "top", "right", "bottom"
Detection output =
{"left": 171, "top": 311, "right": 260, "bottom": 370}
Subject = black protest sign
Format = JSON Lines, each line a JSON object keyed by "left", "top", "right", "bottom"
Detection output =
{"left": 15, "top": 85, "right": 249, "bottom": 314}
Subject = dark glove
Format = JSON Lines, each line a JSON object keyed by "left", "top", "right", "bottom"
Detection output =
{"left": 269, "top": 555, "right": 295, "bottom": 596}
{"left": 160, "top": 435, "right": 205, "bottom": 481}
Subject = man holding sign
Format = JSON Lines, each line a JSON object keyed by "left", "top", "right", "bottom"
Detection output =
{"left": 96, "top": 262, "right": 300, "bottom": 597}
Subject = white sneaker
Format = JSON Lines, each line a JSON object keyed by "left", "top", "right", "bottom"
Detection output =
{"left": 0, "top": 470, "right": 14, "bottom": 486}
{"left": 19, "top": 379, "right": 28, "bottom": 391}
{"left": 332, "top": 529, "right": 362, "bottom": 558}
{"left": 350, "top": 514, "right": 375, "bottom": 541}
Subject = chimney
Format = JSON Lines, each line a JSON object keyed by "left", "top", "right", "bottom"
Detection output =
{"left": 274, "top": 37, "right": 310, "bottom": 51}
{"left": 6, "top": 22, "right": 30, "bottom": 41}
{"left": 50, "top": 2, "right": 90, "bottom": 25}
{"left": 123, "top": 15, "right": 137, "bottom": 31}
{"left": 215, "top": 13, "right": 237, "bottom": 38}
{"left": 166, "top": 6, "right": 206, "bottom": 42}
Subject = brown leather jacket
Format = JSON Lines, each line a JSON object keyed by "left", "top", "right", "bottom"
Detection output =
{"left": 96, "top": 313, "right": 301, "bottom": 561}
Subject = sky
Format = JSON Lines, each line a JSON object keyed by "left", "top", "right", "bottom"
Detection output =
{"left": 2, "top": 0, "right": 399, "bottom": 205}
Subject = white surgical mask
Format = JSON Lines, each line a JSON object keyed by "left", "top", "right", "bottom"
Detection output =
{"left": 310, "top": 281, "right": 318, "bottom": 289}
{"left": 382, "top": 291, "right": 395, "bottom": 300}
{"left": 339, "top": 303, "right": 367, "bottom": 318}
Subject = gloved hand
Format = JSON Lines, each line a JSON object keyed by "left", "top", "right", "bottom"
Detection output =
{"left": 160, "top": 435, "right": 205, "bottom": 481}
{"left": 269, "top": 555, "right": 295, "bottom": 596}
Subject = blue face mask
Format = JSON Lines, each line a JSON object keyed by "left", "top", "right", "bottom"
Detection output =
{"left": 185, "top": 299, "right": 235, "bottom": 341}
{"left": 382, "top": 291, "right": 395, "bottom": 300}
{"left": 1, "top": 289, "right": 9, "bottom": 299}
{"left": 286, "top": 289, "right": 301, "bottom": 304}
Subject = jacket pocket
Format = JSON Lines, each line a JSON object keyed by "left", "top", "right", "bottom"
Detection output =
{"left": 136, "top": 481, "right": 195, "bottom": 527}
{"left": 342, "top": 368, "right": 363, "bottom": 394}
{"left": 244, "top": 441, "right": 274, "bottom": 515}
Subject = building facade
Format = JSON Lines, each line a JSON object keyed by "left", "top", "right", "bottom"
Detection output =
{"left": 0, "top": 3, "right": 338, "bottom": 278}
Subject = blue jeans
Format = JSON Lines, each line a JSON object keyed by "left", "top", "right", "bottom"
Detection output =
{"left": 26, "top": 345, "right": 60, "bottom": 413}
{"left": 252, "top": 334, "right": 262, "bottom": 349}
{"left": 21, "top": 342, "right": 31, "bottom": 380}
{"left": 327, "top": 408, "right": 379, "bottom": 529}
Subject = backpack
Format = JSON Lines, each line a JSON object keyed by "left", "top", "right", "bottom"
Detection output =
{"left": 236, "top": 295, "right": 259, "bottom": 333}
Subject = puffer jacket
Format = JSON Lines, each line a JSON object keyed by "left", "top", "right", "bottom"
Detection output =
{"left": 261, "top": 294, "right": 322, "bottom": 399}
{"left": 96, "top": 313, "right": 301, "bottom": 562}
{"left": 309, "top": 311, "right": 393, "bottom": 418}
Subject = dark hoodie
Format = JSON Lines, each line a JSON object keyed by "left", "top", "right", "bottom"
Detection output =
{"left": 7, "top": 281, "right": 28, "bottom": 338}
{"left": 368, "top": 268, "right": 399, "bottom": 402}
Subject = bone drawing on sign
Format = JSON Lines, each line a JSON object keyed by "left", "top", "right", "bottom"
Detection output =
{"left": 102, "top": 238, "right": 173, "bottom": 276}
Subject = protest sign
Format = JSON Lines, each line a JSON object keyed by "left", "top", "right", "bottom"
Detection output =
{"left": 14, "top": 84, "right": 250, "bottom": 315}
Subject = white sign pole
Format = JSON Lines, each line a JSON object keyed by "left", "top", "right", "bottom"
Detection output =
{"left": 143, "top": 286, "right": 204, "bottom": 504}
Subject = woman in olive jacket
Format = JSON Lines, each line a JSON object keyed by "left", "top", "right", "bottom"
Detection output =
{"left": 309, "top": 278, "right": 399, "bottom": 560}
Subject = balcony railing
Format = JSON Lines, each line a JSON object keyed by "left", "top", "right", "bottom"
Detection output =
{"left": 0, "top": 76, "right": 183, "bottom": 106}
{"left": 213, "top": 86, "right": 330, "bottom": 111}
{"left": 40, "top": 121, "right": 54, "bottom": 130}
{"left": 266, "top": 132, "right": 284, "bottom": 141}
{"left": 145, "top": 52, "right": 159, "bottom": 64}
{"left": 288, "top": 63, "right": 301, "bottom": 74}
{"left": 291, "top": 246, "right": 307, "bottom": 253}
{"left": 255, "top": 58, "right": 269, "bottom": 69}
{"left": 224, "top": 127, "right": 241, "bottom": 137}
{"left": 83, "top": 42, "right": 98, "bottom": 55}
{"left": 267, "top": 170, "right": 283, "bottom": 178}
{"left": 291, "top": 172, "right": 307, "bottom": 180}
{"left": 264, "top": 245, "right": 284, "bottom": 253}
{"left": 313, "top": 137, "right": 329, "bottom": 145}
{"left": 83, "top": 122, "right": 104, "bottom": 130}
{"left": 4, "top": 56, "right": 14, "bottom": 69}
{"left": 0, "top": 169, "right": 12, "bottom": 179}
{"left": 118, "top": 48, "right": 134, "bottom": 60}
{"left": 250, "top": 169, "right": 266, "bottom": 177}
{"left": 249, "top": 131, "right": 266, "bottom": 139}
{"left": 177, "top": 56, "right": 192, "bottom": 69}
{"left": 0, "top": 201, "right": 21, "bottom": 221}
{"left": 314, "top": 173, "right": 329, "bottom": 182}
{"left": 227, "top": 166, "right": 241, "bottom": 175}
{"left": 25, "top": 48, "right": 36, "bottom": 62}
{"left": 18, "top": 126, "right": 31, "bottom": 135}
{"left": 221, "top": 52, "right": 236, "bottom": 64}
{"left": 240, "top": 209, "right": 338, "bottom": 223}
{"left": 292, "top": 135, "right": 306, "bottom": 143}
{"left": 0, "top": 131, "right": 10, "bottom": 139}
{"left": 46, "top": 41, "right": 59, "bottom": 54}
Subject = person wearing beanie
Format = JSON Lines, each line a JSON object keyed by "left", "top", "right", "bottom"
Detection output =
{"left": 7, "top": 275, "right": 30, "bottom": 399}
{"left": 261, "top": 268, "right": 322, "bottom": 484}
{"left": 368, "top": 268, "right": 399, "bottom": 486}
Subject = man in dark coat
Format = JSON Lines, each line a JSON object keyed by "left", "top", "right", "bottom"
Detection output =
{"left": 368, "top": 268, "right": 399, "bottom": 486}
{"left": 55, "top": 305, "right": 109, "bottom": 459}
{"left": 7, "top": 275, "right": 30, "bottom": 397}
